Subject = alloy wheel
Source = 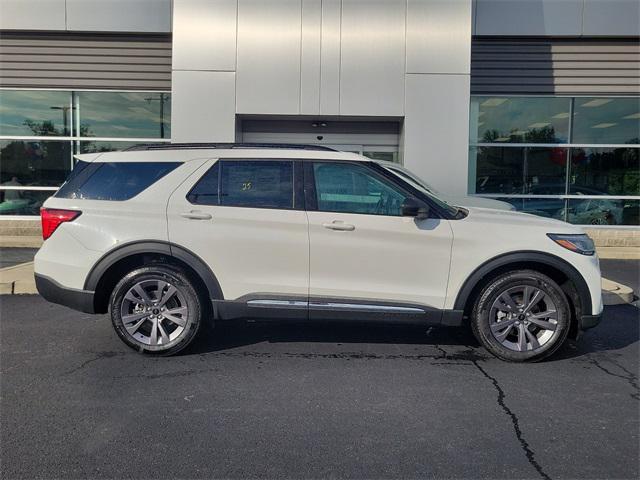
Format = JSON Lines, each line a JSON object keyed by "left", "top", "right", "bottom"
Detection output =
{"left": 488, "top": 285, "right": 558, "bottom": 352}
{"left": 119, "top": 279, "right": 189, "bottom": 347}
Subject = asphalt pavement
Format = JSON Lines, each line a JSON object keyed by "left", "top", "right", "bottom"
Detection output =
{"left": 0, "top": 248, "right": 38, "bottom": 269}
{"left": 1, "top": 290, "right": 638, "bottom": 479}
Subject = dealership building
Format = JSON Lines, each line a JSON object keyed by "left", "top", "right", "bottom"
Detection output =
{"left": 0, "top": 0, "right": 638, "bottom": 242}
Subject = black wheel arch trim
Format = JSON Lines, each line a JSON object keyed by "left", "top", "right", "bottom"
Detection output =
{"left": 83, "top": 240, "right": 224, "bottom": 301}
{"left": 35, "top": 273, "right": 96, "bottom": 314}
{"left": 453, "top": 251, "right": 593, "bottom": 316}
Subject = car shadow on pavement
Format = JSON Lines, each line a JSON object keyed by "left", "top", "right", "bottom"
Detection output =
{"left": 188, "top": 319, "right": 481, "bottom": 355}
{"left": 185, "top": 304, "right": 639, "bottom": 361}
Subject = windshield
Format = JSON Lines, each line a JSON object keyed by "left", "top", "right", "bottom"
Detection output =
{"left": 383, "top": 165, "right": 460, "bottom": 217}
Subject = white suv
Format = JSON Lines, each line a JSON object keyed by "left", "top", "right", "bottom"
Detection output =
{"left": 34, "top": 144, "right": 603, "bottom": 362}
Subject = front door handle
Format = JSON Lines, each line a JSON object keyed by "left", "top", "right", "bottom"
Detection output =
{"left": 322, "top": 221, "right": 355, "bottom": 231}
{"left": 180, "top": 211, "right": 212, "bottom": 220}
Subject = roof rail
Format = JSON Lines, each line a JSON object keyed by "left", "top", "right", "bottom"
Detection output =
{"left": 124, "top": 142, "right": 337, "bottom": 152}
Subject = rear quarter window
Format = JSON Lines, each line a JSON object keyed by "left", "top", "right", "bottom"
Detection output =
{"left": 56, "top": 162, "right": 180, "bottom": 201}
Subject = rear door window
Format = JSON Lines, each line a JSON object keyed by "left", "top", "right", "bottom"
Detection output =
{"left": 56, "top": 162, "right": 180, "bottom": 201}
{"left": 189, "top": 160, "right": 294, "bottom": 209}
{"left": 221, "top": 160, "right": 293, "bottom": 209}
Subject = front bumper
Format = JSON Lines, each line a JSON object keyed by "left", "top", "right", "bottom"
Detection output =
{"left": 35, "top": 274, "right": 96, "bottom": 314}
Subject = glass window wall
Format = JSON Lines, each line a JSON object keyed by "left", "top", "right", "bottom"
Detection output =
{"left": 470, "top": 96, "right": 640, "bottom": 226}
{"left": 0, "top": 89, "right": 171, "bottom": 216}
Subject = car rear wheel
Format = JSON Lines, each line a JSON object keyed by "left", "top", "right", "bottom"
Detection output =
{"left": 110, "top": 265, "right": 202, "bottom": 356}
{"left": 471, "top": 270, "right": 571, "bottom": 362}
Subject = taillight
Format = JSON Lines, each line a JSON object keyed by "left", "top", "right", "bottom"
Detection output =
{"left": 40, "top": 208, "right": 81, "bottom": 240}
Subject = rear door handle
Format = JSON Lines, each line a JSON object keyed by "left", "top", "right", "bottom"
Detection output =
{"left": 322, "top": 221, "right": 355, "bottom": 231}
{"left": 180, "top": 211, "right": 212, "bottom": 220}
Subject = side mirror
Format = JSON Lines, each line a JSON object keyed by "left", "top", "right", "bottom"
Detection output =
{"left": 401, "top": 197, "right": 430, "bottom": 220}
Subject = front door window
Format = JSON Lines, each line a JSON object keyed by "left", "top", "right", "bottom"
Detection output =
{"left": 313, "top": 162, "right": 406, "bottom": 216}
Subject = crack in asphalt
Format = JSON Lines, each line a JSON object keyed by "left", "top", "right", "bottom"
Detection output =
{"left": 62, "top": 351, "right": 124, "bottom": 375}
{"left": 587, "top": 355, "right": 639, "bottom": 401}
{"left": 471, "top": 358, "right": 552, "bottom": 480}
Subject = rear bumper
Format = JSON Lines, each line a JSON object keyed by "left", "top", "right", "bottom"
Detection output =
{"left": 35, "top": 274, "right": 96, "bottom": 314}
{"left": 579, "top": 312, "right": 603, "bottom": 331}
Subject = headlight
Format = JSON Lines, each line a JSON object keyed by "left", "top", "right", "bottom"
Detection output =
{"left": 547, "top": 233, "right": 595, "bottom": 256}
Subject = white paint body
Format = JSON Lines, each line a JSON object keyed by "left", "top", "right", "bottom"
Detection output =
{"left": 34, "top": 148, "right": 603, "bottom": 317}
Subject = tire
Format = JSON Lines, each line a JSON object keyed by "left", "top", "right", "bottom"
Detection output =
{"left": 470, "top": 269, "right": 571, "bottom": 362}
{"left": 109, "top": 265, "right": 202, "bottom": 356}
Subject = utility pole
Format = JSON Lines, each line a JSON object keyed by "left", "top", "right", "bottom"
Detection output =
{"left": 145, "top": 93, "right": 168, "bottom": 138}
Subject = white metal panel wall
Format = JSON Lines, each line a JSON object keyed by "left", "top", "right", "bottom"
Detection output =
{"left": 406, "top": 0, "right": 472, "bottom": 74}
{"left": 319, "top": 0, "right": 341, "bottom": 115}
{"left": 65, "top": 0, "right": 172, "bottom": 33}
{"left": 583, "top": 0, "right": 640, "bottom": 36}
{"left": 236, "top": 0, "right": 302, "bottom": 114}
{"left": 172, "top": 0, "right": 237, "bottom": 71}
{"left": 339, "top": 0, "right": 406, "bottom": 116}
{"left": 172, "top": 71, "right": 236, "bottom": 142}
{"left": 169, "top": 0, "right": 473, "bottom": 190}
{"left": 300, "top": 0, "right": 322, "bottom": 115}
{"left": 404, "top": 74, "right": 471, "bottom": 197}
{"left": 0, "top": 0, "right": 66, "bottom": 30}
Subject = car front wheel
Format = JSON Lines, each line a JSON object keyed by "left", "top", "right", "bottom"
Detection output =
{"left": 109, "top": 265, "right": 202, "bottom": 356}
{"left": 471, "top": 270, "right": 571, "bottom": 362}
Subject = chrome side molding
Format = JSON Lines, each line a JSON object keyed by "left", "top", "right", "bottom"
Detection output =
{"left": 309, "top": 302, "right": 425, "bottom": 313}
{"left": 247, "top": 298, "right": 426, "bottom": 314}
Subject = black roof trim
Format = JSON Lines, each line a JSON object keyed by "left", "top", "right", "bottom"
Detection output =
{"left": 124, "top": 143, "right": 337, "bottom": 152}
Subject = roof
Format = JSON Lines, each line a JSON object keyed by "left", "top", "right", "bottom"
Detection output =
{"left": 124, "top": 142, "right": 337, "bottom": 152}
{"left": 74, "top": 143, "right": 368, "bottom": 163}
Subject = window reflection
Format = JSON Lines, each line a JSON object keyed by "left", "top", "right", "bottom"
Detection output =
{"left": 572, "top": 97, "right": 640, "bottom": 145}
{"left": 79, "top": 141, "right": 140, "bottom": 153}
{"left": 0, "top": 189, "right": 53, "bottom": 216}
{"left": 491, "top": 198, "right": 568, "bottom": 221}
{"left": 0, "top": 90, "right": 71, "bottom": 137}
{"left": 471, "top": 96, "right": 570, "bottom": 144}
{"left": 472, "top": 147, "right": 567, "bottom": 194}
{"left": 0, "top": 140, "right": 71, "bottom": 187}
{"left": 570, "top": 148, "right": 639, "bottom": 196}
{"left": 77, "top": 92, "right": 170, "bottom": 138}
{"left": 564, "top": 199, "right": 639, "bottom": 226}
{"left": 362, "top": 151, "right": 399, "bottom": 163}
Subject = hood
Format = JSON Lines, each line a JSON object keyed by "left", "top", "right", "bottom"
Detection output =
{"left": 462, "top": 206, "right": 584, "bottom": 233}
{"left": 439, "top": 194, "right": 514, "bottom": 211}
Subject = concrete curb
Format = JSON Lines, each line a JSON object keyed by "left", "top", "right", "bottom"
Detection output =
{"left": 0, "top": 262, "right": 38, "bottom": 295}
{"left": 0, "top": 236, "right": 43, "bottom": 248}
{"left": 602, "top": 278, "right": 635, "bottom": 305}
{"left": 597, "top": 247, "right": 640, "bottom": 260}
{"left": 0, "top": 262, "right": 636, "bottom": 308}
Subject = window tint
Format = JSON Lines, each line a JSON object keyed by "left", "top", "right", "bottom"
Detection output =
{"left": 220, "top": 161, "right": 293, "bottom": 209}
{"left": 187, "top": 163, "right": 220, "bottom": 205}
{"left": 56, "top": 162, "right": 180, "bottom": 200}
{"left": 313, "top": 162, "right": 406, "bottom": 216}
